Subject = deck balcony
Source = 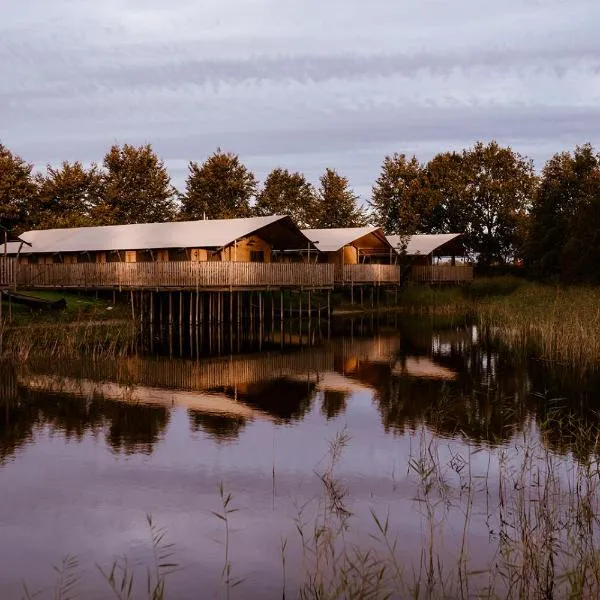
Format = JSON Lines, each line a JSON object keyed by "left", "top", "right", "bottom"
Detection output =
{"left": 408, "top": 264, "right": 474, "bottom": 283}
{"left": 15, "top": 261, "right": 335, "bottom": 291}
{"left": 0, "top": 257, "right": 15, "bottom": 289}
{"left": 334, "top": 264, "right": 400, "bottom": 285}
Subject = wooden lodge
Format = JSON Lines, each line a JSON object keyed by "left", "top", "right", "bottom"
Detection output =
{"left": 386, "top": 233, "right": 473, "bottom": 283}
{"left": 301, "top": 227, "right": 400, "bottom": 285}
{"left": 11, "top": 216, "right": 335, "bottom": 291}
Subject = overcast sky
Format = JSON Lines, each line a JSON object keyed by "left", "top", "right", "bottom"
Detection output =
{"left": 1, "top": 0, "right": 599, "bottom": 199}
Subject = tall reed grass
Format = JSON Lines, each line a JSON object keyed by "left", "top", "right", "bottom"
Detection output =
{"left": 0, "top": 322, "right": 138, "bottom": 361}
{"left": 476, "top": 284, "right": 600, "bottom": 370}
{"left": 23, "top": 419, "right": 600, "bottom": 599}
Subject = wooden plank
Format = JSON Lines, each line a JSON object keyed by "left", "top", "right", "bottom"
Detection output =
{"left": 0, "top": 257, "right": 15, "bottom": 289}
{"left": 334, "top": 264, "right": 400, "bottom": 284}
{"left": 409, "top": 265, "right": 474, "bottom": 283}
{"left": 15, "top": 261, "right": 336, "bottom": 290}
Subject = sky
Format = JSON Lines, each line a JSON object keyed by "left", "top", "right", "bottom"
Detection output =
{"left": 1, "top": 0, "right": 600, "bottom": 200}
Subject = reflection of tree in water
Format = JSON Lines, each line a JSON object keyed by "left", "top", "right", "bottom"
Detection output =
{"left": 186, "top": 379, "right": 316, "bottom": 442}
{"left": 188, "top": 411, "right": 247, "bottom": 443}
{"left": 0, "top": 364, "right": 36, "bottom": 464}
{"left": 101, "top": 402, "right": 170, "bottom": 455}
{"left": 222, "top": 379, "right": 316, "bottom": 422}
{"left": 321, "top": 390, "right": 349, "bottom": 420}
{"left": 370, "top": 346, "right": 531, "bottom": 446}
{"left": 0, "top": 373, "right": 170, "bottom": 460}
{"left": 527, "top": 362, "right": 600, "bottom": 460}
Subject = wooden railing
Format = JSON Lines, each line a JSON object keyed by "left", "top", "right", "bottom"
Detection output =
{"left": 16, "top": 262, "right": 335, "bottom": 290}
{"left": 409, "top": 265, "right": 474, "bottom": 283}
{"left": 0, "top": 257, "right": 15, "bottom": 288}
{"left": 334, "top": 264, "right": 400, "bottom": 285}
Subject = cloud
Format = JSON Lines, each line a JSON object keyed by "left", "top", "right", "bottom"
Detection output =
{"left": 1, "top": 0, "right": 599, "bottom": 195}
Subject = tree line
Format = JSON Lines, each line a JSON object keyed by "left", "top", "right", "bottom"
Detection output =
{"left": 1, "top": 141, "right": 599, "bottom": 282}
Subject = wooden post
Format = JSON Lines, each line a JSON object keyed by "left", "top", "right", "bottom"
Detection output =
{"left": 271, "top": 291, "right": 275, "bottom": 324}
{"left": 130, "top": 290, "right": 135, "bottom": 321}
{"left": 179, "top": 291, "right": 183, "bottom": 327}
{"left": 149, "top": 291, "right": 154, "bottom": 325}
{"left": 280, "top": 290, "right": 284, "bottom": 323}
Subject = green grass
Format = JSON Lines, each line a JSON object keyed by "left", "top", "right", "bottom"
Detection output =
{"left": 2, "top": 290, "right": 130, "bottom": 325}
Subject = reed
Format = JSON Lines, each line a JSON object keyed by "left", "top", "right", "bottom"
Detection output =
{"left": 0, "top": 321, "right": 138, "bottom": 361}
{"left": 476, "top": 283, "right": 600, "bottom": 369}
{"left": 21, "top": 418, "right": 600, "bottom": 599}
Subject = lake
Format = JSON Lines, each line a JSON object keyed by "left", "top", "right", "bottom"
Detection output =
{"left": 1, "top": 315, "right": 600, "bottom": 599}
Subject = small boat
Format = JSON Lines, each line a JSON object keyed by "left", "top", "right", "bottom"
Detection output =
{"left": 1, "top": 290, "right": 66, "bottom": 311}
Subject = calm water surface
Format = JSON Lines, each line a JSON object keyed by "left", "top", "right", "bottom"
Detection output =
{"left": 1, "top": 316, "right": 599, "bottom": 598}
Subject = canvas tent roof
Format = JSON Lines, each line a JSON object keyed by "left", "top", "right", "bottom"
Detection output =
{"left": 15, "top": 215, "right": 310, "bottom": 254}
{"left": 386, "top": 233, "right": 462, "bottom": 256}
{"left": 3, "top": 242, "right": 24, "bottom": 255}
{"left": 301, "top": 227, "right": 390, "bottom": 252}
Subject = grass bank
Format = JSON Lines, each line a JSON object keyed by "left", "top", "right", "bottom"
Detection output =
{"left": 1, "top": 290, "right": 130, "bottom": 326}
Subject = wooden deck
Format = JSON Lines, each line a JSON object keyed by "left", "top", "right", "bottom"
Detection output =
{"left": 16, "top": 262, "right": 335, "bottom": 291}
{"left": 334, "top": 264, "right": 400, "bottom": 285}
{"left": 409, "top": 264, "right": 474, "bottom": 283}
{"left": 0, "top": 257, "right": 15, "bottom": 289}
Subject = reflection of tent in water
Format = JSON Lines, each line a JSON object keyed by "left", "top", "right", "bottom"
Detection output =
{"left": 392, "top": 357, "right": 457, "bottom": 380}
{"left": 21, "top": 375, "right": 278, "bottom": 423}
{"left": 286, "top": 372, "right": 374, "bottom": 394}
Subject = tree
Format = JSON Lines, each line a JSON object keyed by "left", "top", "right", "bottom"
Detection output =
{"left": 312, "top": 168, "right": 365, "bottom": 228}
{"left": 426, "top": 151, "right": 471, "bottom": 235}
{"left": 370, "top": 153, "right": 437, "bottom": 234}
{"left": 0, "top": 143, "right": 36, "bottom": 232}
{"left": 254, "top": 168, "right": 317, "bottom": 227}
{"left": 462, "top": 141, "right": 536, "bottom": 265}
{"left": 31, "top": 161, "right": 103, "bottom": 229}
{"left": 526, "top": 144, "right": 600, "bottom": 282}
{"left": 180, "top": 150, "right": 256, "bottom": 220}
{"left": 94, "top": 144, "right": 176, "bottom": 225}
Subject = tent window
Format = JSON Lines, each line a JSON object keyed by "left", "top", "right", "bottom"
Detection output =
{"left": 77, "top": 252, "right": 94, "bottom": 263}
{"left": 168, "top": 248, "right": 190, "bottom": 262}
{"left": 107, "top": 251, "right": 124, "bottom": 263}
{"left": 136, "top": 250, "right": 155, "bottom": 263}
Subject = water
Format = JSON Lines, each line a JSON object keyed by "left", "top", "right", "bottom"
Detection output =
{"left": 1, "top": 316, "right": 600, "bottom": 599}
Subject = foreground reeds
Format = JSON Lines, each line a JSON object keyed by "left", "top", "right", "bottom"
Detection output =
{"left": 22, "top": 417, "right": 600, "bottom": 599}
